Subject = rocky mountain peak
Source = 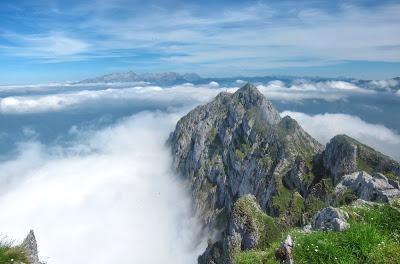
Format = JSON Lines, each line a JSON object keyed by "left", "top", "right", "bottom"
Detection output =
{"left": 169, "top": 84, "right": 400, "bottom": 264}
{"left": 233, "top": 83, "right": 281, "bottom": 125}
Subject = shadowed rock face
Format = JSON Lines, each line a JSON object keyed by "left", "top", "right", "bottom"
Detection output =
{"left": 168, "top": 83, "right": 400, "bottom": 264}
{"left": 321, "top": 135, "right": 400, "bottom": 184}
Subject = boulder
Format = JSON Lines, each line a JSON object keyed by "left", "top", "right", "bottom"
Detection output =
{"left": 336, "top": 171, "right": 400, "bottom": 202}
{"left": 275, "top": 235, "right": 294, "bottom": 264}
{"left": 312, "top": 207, "right": 350, "bottom": 232}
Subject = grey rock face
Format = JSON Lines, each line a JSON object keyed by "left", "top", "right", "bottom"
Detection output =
{"left": 283, "top": 157, "right": 310, "bottom": 196}
{"left": 169, "top": 83, "right": 323, "bottom": 232}
{"left": 20, "top": 230, "right": 44, "bottom": 264}
{"left": 322, "top": 135, "right": 358, "bottom": 184}
{"left": 169, "top": 84, "right": 400, "bottom": 263}
{"left": 321, "top": 135, "right": 400, "bottom": 185}
{"left": 336, "top": 171, "right": 400, "bottom": 202}
{"left": 227, "top": 195, "right": 263, "bottom": 251}
{"left": 312, "top": 207, "right": 350, "bottom": 232}
{"left": 275, "top": 235, "right": 294, "bottom": 264}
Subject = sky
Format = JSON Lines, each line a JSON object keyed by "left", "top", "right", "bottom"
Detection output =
{"left": 0, "top": 0, "right": 400, "bottom": 84}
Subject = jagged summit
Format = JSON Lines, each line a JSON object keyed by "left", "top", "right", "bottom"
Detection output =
{"left": 169, "top": 83, "right": 322, "bottom": 227}
{"left": 169, "top": 83, "right": 400, "bottom": 264}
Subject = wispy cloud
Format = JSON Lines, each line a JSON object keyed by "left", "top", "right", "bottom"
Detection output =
{"left": 0, "top": 79, "right": 372, "bottom": 114}
{"left": 1, "top": 1, "right": 400, "bottom": 72}
{"left": 1, "top": 32, "right": 90, "bottom": 61}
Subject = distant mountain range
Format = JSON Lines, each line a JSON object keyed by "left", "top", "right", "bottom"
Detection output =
{"left": 78, "top": 71, "right": 202, "bottom": 85}
{"left": 78, "top": 71, "right": 400, "bottom": 93}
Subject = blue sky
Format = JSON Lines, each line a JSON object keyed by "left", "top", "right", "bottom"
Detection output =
{"left": 0, "top": 0, "right": 400, "bottom": 84}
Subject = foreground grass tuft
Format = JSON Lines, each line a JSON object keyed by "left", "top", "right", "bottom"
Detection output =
{"left": 0, "top": 238, "right": 30, "bottom": 264}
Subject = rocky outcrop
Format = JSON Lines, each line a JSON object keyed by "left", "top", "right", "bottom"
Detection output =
{"left": 275, "top": 235, "right": 294, "bottom": 264}
{"left": 199, "top": 195, "right": 280, "bottom": 264}
{"left": 169, "top": 83, "right": 323, "bottom": 233}
{"left": 20, "top": 230, "right": 44, "bottom": 264}
{"left": 312, "top": 207, "right": 350, "bottom": 232}
{"left": 321, "top": 135, "right": 400, "bottom": 184}
{"left": 335, "top": 171, "right": 400, "bottom": 202}
{"left": 168, "top": 83, "right": 400, "bottom": 263}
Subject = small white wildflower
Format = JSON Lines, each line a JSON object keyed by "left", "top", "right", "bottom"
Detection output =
{"left": 315, "top": 249, "right": 318, "bottom": 252}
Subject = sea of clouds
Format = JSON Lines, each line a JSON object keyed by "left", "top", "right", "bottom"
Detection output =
{"left": 0, "top": 78, "right": 399, "bottom": 263}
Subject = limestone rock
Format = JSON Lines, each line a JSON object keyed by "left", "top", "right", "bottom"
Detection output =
{"left": 312, "top": 207, "right": 350, "bottom": 232}
{"left": 168, "top": 84, "right": 400, "bottom": 264}
{"left": 322, "top": 135, "right": 358, "bottom": 184}
{"left": 336, "top": 171, "right": 400, "bottom": 202}
{"left": 168, "top": 83, "right": 323, "bottom": 232}
{"left": 322, "top": 135, "right": 400, "bottom": 184}
{"left": 275, "top": 235, "right": 294, "bottom": 264}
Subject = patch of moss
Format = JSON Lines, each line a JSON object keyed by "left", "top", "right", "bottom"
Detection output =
{"left": 209, "top": 127, "right": 218, "bottom": 142}
{"left": 335, "top": 188, "right": 358, "bottom": 206}
{"left": 271, "top": 180, "right": 293, "bottom": 215}
{"left": 260, "top": 156, "right": 272, "bottom": 169}
{"left": 290, "top": 192, "right": 305, "bottom": 224}
{"left": 304, "top": 196, "right": 325, "bottom": 218}
{"left": 236, "top": 149, "right": 246, "bottom": 160}
{"left": 386, "top": 172, "right": 399, "bottom": 182}
{"left": 357, "top": 158, "right": 374, "bottom": 174}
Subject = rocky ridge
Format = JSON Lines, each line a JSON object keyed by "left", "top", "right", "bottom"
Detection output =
{"left": 168, "top": 83, "right": 400, "bottom": 263}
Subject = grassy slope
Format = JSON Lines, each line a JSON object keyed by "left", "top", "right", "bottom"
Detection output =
{"left": 235, "top": 203, "right": 400, "bottom": 264}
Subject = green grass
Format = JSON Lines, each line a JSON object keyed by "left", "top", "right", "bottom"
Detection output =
{"left": 236, "top": 203, "right": 400, "bottom": 264}
{"left": 357, "top": 158, "right": 374, "bottom": 174}
{"left": 0, "top": 239, "right": 30, "bottom": 264}
{"left": 293, "top": 204, "right": 400, "bottom": 264}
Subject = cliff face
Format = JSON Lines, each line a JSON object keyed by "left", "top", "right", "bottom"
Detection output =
{"left": 168, "top": 83, "right": 400, "bottom": 264}
{"left": 169, "top": 84, "right": 322, "bottom": 230}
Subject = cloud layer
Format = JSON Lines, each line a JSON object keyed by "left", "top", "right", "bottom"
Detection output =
{"left": 282, "top": 111, "right": 400, "bottom": 160}
{"left": 0, "top": 79, "right": 382, "bottom": 114}
{"left": 0, "top": 111, "right": 205, "bottom": 264}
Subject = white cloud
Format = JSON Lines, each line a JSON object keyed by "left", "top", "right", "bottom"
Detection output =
{"left": 257, "top": 79, "right": 371, "bottom": 101}
{"left": 282, "top": 111, "right": 400, "bottom": 160}
{"left": 1, "top": 32, "right": 89, "bottom": 61}
{"left": 0, "top": 80, "right": 378, "bottom": 114}
{"left": 0, "top": 111, "right": 206, "bottom": 264}
{"left": 235, "top": 80, "right": 246, "bottom": 84}
{"left": 208, "top": 81, "right": 220, "bottom": 87}
{"left": 368, "top": 79, "right": 399, "bottom": 91}
{"left": 0, "top": 84, "right": 236, "bottom": 114}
